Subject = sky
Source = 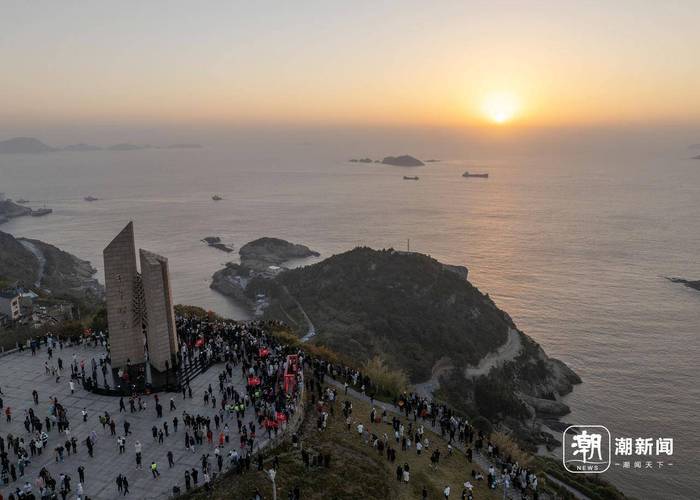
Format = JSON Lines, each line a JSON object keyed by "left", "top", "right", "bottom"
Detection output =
{"left": 2, "top": 1, "right": 700, "bottom": 130}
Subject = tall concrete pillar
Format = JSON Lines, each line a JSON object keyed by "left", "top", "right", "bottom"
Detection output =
{"left": 103, "top": 222, "right": 143, "bottom": 368}
{"left": 139, "top": 249, "right": 178, "bottom": 372}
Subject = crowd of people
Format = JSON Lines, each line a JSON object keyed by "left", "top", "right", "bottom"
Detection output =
{"left": 0, "top": 317, "right": 305, "bottom": 500}
{"left": 304, "top": 353, "right": 542, "bottom": 499}
{"left": 1, "top": 312, "right": 542, "bottom": 500}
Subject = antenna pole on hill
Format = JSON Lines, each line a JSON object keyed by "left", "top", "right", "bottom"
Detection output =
{"left": 407, "top": 238, "right": 410, "bottom": 252}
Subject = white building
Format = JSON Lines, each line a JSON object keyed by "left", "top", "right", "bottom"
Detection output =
{"left": 0, "top": 291, "right": 21, "bottom": 321}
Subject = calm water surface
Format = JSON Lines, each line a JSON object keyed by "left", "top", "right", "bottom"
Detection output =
{"left": 1, "top": 147, "right": 698, "bottom": 499}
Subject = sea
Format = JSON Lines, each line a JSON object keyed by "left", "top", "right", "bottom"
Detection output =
{"left": 1, "top": 138, "right": 698, "bottom": 499}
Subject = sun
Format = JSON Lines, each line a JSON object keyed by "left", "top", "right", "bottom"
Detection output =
{"left": 482, "top": 91, "right": 520, "bottom": 124}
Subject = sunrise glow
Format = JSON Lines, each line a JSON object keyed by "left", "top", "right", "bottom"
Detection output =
{"left": 482, "top": 91, "right": 520, "bottom": 124}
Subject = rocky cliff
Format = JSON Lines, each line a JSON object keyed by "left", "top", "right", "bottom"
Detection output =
{"left": 0, "top": 230, "right": 103, "bottom": 301}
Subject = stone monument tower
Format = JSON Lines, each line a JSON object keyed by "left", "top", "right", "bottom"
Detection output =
{"left": 103, "top": 222, "right": 178, "bottom": 373}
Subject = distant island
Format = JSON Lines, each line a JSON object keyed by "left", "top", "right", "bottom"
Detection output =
{"left": 382, "top": 155, "right": 425, "bottom": 166}
{"left": 349, "top": 154, "right": 426, "bottom": 167}
{"left": 63, "top": 143, "right": 103, "bottom": 151}
{"left": 0, "top": 137, "right": 55, "bottom": 154}
{"left": 692, "top": 154, "right": 700, "bottom": 160}
{"left": 0, "top": 137, "right": 203, "bottom": 154}
{"left": 107, "top": 143, "right": 151, "bottom": 151}
{"left": 168, "top": 143, "right": 203, "bottom": 149}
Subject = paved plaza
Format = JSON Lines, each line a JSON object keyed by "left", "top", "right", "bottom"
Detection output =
{"left": 0, "top": 342, "right": 269, "bottom": 499}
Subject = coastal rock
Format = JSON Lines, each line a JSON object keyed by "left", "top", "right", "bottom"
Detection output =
{"left": 442, "top": 263, "right": 469, "bottom": 280}
{"left": 349, "top": 158, "right": 373, "bottom": 163}
{"left": 0, "top": 199, "right": 32, "bottom": 224}
{"left": 381, "top": 155, "right": 425, "bottom": 167}
{"left": 0, "top": 137, "right": 55, "bottom": 154}
{"left": 521, "top": 394, "right": 571, "bottom": 417}
{"left": 692, "top": 155, "right": 700, "bottom": 160}
{"left": 201, "top": 236, "right": 234, "bottom": 253}
{"left": 667, "top": 276, "right": 700, "bottom": 292}
{"left": 211, "top": 263, "right": 252, "bottom": 305}
{"left": 210, "top": 237, "right": 320, "bottom": 309}
{"left": 239, "top": 237, "right": 319, "bottom": 271}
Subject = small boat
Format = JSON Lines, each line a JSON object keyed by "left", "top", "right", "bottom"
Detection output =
{"left": 462, "top": 171, "right": 489, "bottom": 178}
{"left": 31, "top": 207, "right": 52, "bottom": 217}
{"left": 16, "top": 198, "right": 29, "bottom": 204}
{"left": 84, "top": 196, "right": 99, "bottom": 202}
{"left": 403, "top": 176, "right": 420, "bottom": 180}
{"left": 212, "top": 195, "right": 223, "bottom": 201}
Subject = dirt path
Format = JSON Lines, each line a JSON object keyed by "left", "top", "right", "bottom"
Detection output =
{"left": 281, "top": 285, "right": 316, "bottom": 342}
{"left": 413, "top": 328, "right": 523, "bottom": 398}
{"left": 19, "top": 238, "right": 45, "bottom": 287}
{"left": 412, "top": 356, "right": 454, "bottom": 399}
{"left": 464, "top": 327, "right": 522, "bottom": 378}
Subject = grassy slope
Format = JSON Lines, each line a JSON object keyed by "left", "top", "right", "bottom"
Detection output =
{"left": 187, "top": 382, "right": 500, "bottom": 500}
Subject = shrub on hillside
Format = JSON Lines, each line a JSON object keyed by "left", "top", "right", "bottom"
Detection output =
{"left": 362, "top": 355, "right": 409, "bottom": 397}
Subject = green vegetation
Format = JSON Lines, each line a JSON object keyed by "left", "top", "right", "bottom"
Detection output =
{"left": 362, "top": 355, "right": 410, "bottom": 397}
{"left": 260, "top": 247, "right": 511, "bottom": 382}
{"left": 174, "top": 304, "right": 222, "bottom": 320}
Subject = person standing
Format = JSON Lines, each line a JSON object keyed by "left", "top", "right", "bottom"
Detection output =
{"left": 78, "top": 465, "right": 85, "bottom": 484}
{"left": 167, "top": 450, "right": 174, "bottom": 468}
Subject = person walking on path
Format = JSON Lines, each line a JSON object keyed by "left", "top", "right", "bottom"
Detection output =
{"left": 151, "top": 461, "right": 160, "bottom": 479}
